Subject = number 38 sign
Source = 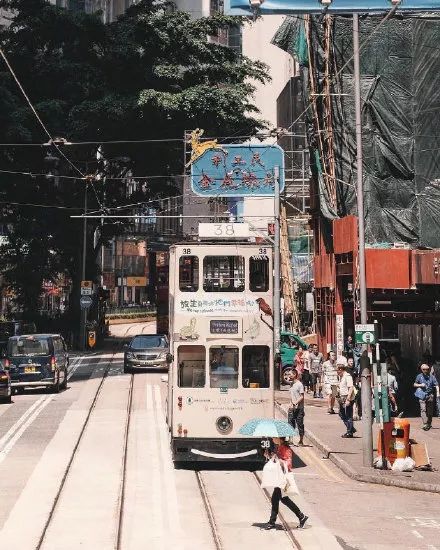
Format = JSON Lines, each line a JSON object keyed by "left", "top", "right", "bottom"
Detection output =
{"left": 198, "top": 223, "right": 251, "bottom": 238}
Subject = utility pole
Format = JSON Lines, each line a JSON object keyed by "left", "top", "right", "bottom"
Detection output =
{"left": 274, "top": 166, "right": 281, "bottom": 391}
{"left": 79, "top": 182, "right": 88, "bottom": 351}
{"left": 353, "top": 14, "right": 373, "bottom": 467}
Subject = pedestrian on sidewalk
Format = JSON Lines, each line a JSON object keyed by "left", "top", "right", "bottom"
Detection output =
{"left": 301, "top": 344, "right": 312, "bottom": 392}
{"left": 414, "top": 363, "right": 439, "bottom": 431}
{"left": 308, "top": 344, "right": 323, "bottom": 398}
{"left": 430, "top": 358, "right": 440, "bottom": 418}
{"left": 288, "top": 369, "right": 305, "bottom": 446}
{"left": 337, "top": 360, "right": 356, "bottom": 438}
{"left": 264, "top": 438, "right": 308, "bottom": 530}
{"left": 322, "top": 351, "right": 339, "bottom": 414}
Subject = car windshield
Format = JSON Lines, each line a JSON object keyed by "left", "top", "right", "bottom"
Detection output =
{"left": 9, "top": 336, "right": 50, "bottom": 356}
{"left": 130, "top": 335, "right": 167, "bottom": 349}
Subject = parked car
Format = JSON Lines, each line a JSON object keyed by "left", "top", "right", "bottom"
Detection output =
{"left": 0, "top": 321, "right": 37, "bottom": 355}
{"left": 0, "top": 366, "right": 11, "bottom": 403}
{"left": 124, "top": 334, "right": 169, "bottom": 373}
{"left": 5, "top": 334, "right": 69, "bottom": 393}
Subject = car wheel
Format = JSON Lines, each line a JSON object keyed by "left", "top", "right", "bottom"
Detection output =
{"left": 60, "top": 368, "right": 67, "bottom": 390}
{"left": 282, "top": 366, "right": 294, "bottom": 385}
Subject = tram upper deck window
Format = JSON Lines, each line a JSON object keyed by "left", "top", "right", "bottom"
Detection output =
{"left": 242, "top": 346, "right": 270, "bottom": 388}
{"left": 177, "top": 345, "right": 206, "bottom": 388}
{"left": 179, "top": 256, "right": 199, "bottom": 292}
{"left": 209, "top": 346, "right": 238, "bottom": 389}
{"left": 203, "top": 256, "right": 244, "bottom": 292}
{"left": 249, "top": 256, "right": 269, "bottom": 292}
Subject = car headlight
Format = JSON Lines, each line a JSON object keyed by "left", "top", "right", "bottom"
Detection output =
{"left": 158, "top": 352, "right": 167, "bottom": 359}
{"left": 126, "top": 352, "right": 134, "bottom": 360}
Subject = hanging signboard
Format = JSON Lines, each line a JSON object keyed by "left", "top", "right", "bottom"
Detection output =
{"left": 191, "top": 144, "right": 285, "bottom": 197}
{"left": 225, "top": 0, "right": 440, "bottom": 15}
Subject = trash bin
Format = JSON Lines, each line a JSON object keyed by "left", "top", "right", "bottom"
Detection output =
{"left": 377, "top": 418, "right": 410, "bottom": 464}
{"left": 392, "top": 418, "right": 410, "bottom": 460}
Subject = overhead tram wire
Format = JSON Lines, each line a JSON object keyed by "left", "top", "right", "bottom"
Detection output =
{"left": 0, "top": 47, "right": 103, "bottom": 210}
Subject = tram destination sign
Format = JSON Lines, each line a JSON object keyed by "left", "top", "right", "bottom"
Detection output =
{"left": 210, "top": 320, "right": 239, "bottom": 334}
{"left": 191, "top": 144, "right": 285, "bottom": 197}
{"left": 225, "top": 0, "right": 440, "bottom": 15}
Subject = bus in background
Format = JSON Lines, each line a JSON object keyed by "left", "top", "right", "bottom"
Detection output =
{"left": 166, "top": 237, "right": 274, "bottom": 465}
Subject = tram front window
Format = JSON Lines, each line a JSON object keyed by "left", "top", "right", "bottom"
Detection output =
{"left": 179, "top": 256, "right": 199, "bottom": 292}
{"left": 209, "top": 346, "right": 238, "bottom": 389}
{"left": 242, "top": 346, "right": 270, "bottom": 388}
{"left": 177, "top": 345, "right": 206, "bottom": 388}
{"left": 203, "top": 256, "right": 244, "bottom": 292}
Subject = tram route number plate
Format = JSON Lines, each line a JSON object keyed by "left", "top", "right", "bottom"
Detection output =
{"left": 210, "top": 320, "right": 239, "bottom": 334}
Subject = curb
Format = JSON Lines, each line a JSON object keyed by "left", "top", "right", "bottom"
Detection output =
{"left": 275, "top": 402, "right": 440, "bottom": 495}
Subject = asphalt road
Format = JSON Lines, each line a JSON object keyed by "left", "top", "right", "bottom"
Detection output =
{"left": 0, "top": 322, "right": 438, "bottom": 549}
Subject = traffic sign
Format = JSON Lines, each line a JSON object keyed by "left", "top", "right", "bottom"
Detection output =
{"left": 81, "top": 287, "right": 93, "bottom": 296}
{"left": 80, "top": 296, "right": 93, "bottom": 309}
{"left": 81, "top": 280, "right": 93, "bottom": 288}
{"left": 355, "top": 323, "right": 376, "bottom": 344}
{"left": 225, "top": 0, "right": 440, "bottom": 15}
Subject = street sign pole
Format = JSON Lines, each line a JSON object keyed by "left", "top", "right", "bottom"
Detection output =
{"left": 274, "top": 166, "right": 281, "bottom": 391}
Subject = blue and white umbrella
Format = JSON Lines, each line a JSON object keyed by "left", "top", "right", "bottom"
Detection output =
{"left": 239, "top": 418, "right": 298, "bottom": 438}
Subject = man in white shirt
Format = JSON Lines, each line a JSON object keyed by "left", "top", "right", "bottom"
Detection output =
{"left": 289, "top": 369, "right": 305, "bottom": 446}
{"left": 322, "top": 351, "right": 339, "bottom": 414}
{"left": 337, "top": 363, "right": 355, "bottom": 438}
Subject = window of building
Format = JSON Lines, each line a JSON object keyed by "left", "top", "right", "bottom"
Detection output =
{"left": 242, "top": 346, "right": 270, "bottom": 388}
{"left": 177, "top": 346, "right": 206, "bottom": 388}
{"left": 203, "top": 256, "right": 245, "bottom": 292}
{"left": 179, "top": 256, "right": 199, "bottom": 292}
{"left": 249, "top": 255, "right": 269, "bottom": 292}
{"left": 209, "top": 346, "right": 238, "bottom": 389}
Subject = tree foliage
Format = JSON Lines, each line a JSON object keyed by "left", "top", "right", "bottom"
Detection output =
{"left": 0, "top": 0, "right": 269, "bottom": 320}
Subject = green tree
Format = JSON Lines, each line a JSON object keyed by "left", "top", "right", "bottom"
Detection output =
{"left": 0, "top": 0, "right": 269, "bottom": 325}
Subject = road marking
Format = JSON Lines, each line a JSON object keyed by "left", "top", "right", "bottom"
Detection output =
{"left": 412, "top": 530, "right": 423, "bottom": 539}
{"left": 298, "top": 445, "right": 344, "bottom": 483}
{"left": 0, "top": 354, "right": 88, "bottom": 467}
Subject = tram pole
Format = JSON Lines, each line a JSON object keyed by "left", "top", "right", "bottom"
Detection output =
{"left": 353, "top": 14, "right": 373, "bottom": 467}
{"left": 273, "top": 166, "right": 281, "bottom": 390}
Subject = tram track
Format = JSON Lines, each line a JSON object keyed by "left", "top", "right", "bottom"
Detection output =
{"left": 196, "top": 470, "right": 224, "bottom": 550}
{"left": 34, "top": 343, "right": 124, "bottom": 550}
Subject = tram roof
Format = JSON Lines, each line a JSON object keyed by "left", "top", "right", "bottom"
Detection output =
{"left": 170, "top": 240, "right": 273, "bottom": 248}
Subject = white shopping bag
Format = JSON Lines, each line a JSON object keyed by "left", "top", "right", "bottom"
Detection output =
{"left": 283, "top": 472, "right": 300, "bottom": 496}
{"left": 261, "top": 458, "right": 287, "bottom": 490}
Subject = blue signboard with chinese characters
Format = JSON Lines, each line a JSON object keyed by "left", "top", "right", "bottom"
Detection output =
{"left": 225, "top": 0, "right": 440, "bottom": 15}
{"left": 191, "top": 144, "right": 285, "bottom": 197}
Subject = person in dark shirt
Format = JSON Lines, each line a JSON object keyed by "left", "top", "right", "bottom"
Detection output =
{"left": 414, "top": 364, "right": 439, "bottom": 430}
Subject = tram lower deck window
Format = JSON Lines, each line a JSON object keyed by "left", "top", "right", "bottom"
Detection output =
{"left": 179, "top": 256, "right": 199, "bottom": 292}
{"left": 177, "top": 345, "right": 206, "bottom": 388}
{"left": 242, "top": 346, "right": 270, "bottom": 388}
{"left": 203, "top": 256, "right": 244, "bottom": 292}
{"left": 209, "top": 346, "right": 238, "bottom": 389}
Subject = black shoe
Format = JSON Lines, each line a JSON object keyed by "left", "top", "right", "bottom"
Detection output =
{"left": 342, "top": 433, "right": 353, "bottom": 438}
{"left": 299, "top": 515, "right": 309, "bottom": 529}
{"left": 265, "top": 522, "right": 276, "bottom": 530}
{"left": 352, "top": 428, "right": 357, "bottom": 434}
{"left": 422, "top": 425, "right": 429, "bottom": 431}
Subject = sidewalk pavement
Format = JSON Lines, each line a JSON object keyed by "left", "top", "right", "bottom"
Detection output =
{"left": 276, "top": 389, "right": 440, "bottom": 494}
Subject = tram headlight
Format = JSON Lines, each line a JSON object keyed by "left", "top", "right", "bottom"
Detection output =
{"left": 216, "top": 416, "right": 233, "bottom": 435}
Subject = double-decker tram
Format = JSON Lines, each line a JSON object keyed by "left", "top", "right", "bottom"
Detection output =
{"left": 166, "top": 229, "right": 274, "bottom": 465}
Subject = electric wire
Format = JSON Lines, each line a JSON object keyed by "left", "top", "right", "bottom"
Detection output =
{"left": 0, "top": 46, "right": 103, "bottom": 209}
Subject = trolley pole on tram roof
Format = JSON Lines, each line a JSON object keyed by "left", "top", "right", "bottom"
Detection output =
{"left": 273, "top": 166, "right": 281, "bottom": 390}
